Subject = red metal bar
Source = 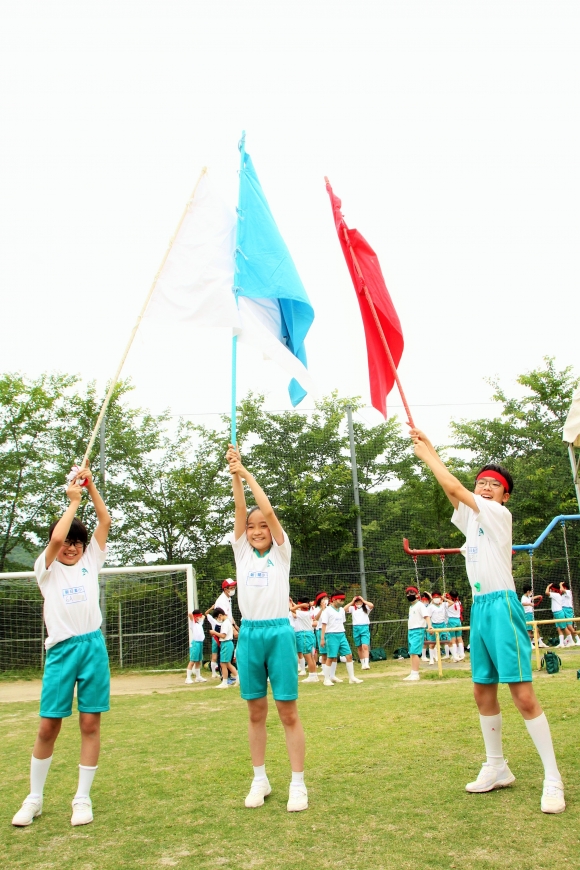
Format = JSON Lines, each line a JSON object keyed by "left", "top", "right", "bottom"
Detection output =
{"left": 403, "top": 537, "right": 462, "bottom": 557}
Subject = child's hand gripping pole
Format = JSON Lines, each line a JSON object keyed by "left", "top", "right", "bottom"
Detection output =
{"left": 65, "top": 464, "right": 89, "bottom": 489}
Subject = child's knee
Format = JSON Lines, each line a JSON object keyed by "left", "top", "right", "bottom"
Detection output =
{"left": 79, "top": 713, "right": 101, "bottom": 737}
{"left": 277, "top": 703, "right": 299, "bottom": 728}
{"left": 38, "top": 718, "right": 61, "bottom": 742}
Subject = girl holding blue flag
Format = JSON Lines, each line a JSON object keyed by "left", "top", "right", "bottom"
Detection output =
{"left": 226, "top": 444, "right": 308, "bottom": 814}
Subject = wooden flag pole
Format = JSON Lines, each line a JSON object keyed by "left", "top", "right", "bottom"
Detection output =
{"left": 80, "top": 166, "right": 208, "bottom": 467}
{"left": 339, "top": 224, "right": 415, "bottom": 429}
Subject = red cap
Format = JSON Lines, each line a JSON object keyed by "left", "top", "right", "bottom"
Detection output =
{"left": 221, "top": 579, "right": 237, "bottom": 590}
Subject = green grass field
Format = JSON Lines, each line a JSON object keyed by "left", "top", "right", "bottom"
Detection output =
{"left": 2, "top": 662, "right": 580, "bottom": 870}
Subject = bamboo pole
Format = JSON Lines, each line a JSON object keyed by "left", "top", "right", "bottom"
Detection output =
{"left": 533, "top": 622, "right": 541, "bottom": 671}
{"left": 80, "top": 167, "right": 208, "bottom": 467}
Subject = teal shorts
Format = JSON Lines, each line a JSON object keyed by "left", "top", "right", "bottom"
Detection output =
{"left": 220, "top": 640, "right": 234, "bottom": 663}
{"left": 562, "top": 606, "right": 574, "bottom": 628}
{"left": 189, "top": 640, "right": 203, "bottom": 662}
{"left": 407, "top": 628, "right": 425, "bottom": 656}
{"left": 324, "top": 632, "right": 352, "bottom": 659}
{"left": 211, "top": 638, "right": 219, "bottom": 655}
{"left": 470, "top": 590, "right": 532, "bottom": 684}
{"left": 353, "top": 625, "right": 371, "bottom": 647}
{"left": 295, "top": 630, "right": 316, "bottom": 655}
{"left": 236, "top": 619, "right": 298, "bottom": 701}
{"left": 427, "top": 624, "right": 450, "bottom": 643}
{"left": 447, "top": 617, "right": 462, "bottom": 638}
{"left": 40, "top": 630, "right": 110, "bottom": 718}
{"left": 524, "top": 612, "right": 534, "bottom": 627}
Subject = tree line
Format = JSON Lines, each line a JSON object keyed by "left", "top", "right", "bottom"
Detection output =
{"left": 1, "top": 359, "right": 578, "bottom": 591}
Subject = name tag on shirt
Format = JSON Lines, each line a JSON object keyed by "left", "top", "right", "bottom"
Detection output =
{"left": 467, "top": 546, "right": 478, "bottom": 562}
{"left": 247, "top": 571, "right": 268, "bottom": 587}
{"left": 62, "top": 586, "right": 87, "bottom": 604}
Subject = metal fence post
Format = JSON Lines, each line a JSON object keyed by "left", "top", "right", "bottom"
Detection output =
{"left": 118, "top": 600, "right": 123, "bottom": 668}
{"left": 346, "top": 405, "right": 367, "bottom": 598}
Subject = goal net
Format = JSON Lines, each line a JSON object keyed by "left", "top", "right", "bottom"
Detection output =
{"left": 0, "top": 564, "right": 196, "bottom": 671}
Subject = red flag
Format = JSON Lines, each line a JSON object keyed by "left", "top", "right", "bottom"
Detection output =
{"left": 325, "top": 179, "right": 405, "bottom": 420}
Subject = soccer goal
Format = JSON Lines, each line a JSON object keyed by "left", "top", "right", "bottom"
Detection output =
{"left": 0, "top": 564, "right": 196, "bottom": 671}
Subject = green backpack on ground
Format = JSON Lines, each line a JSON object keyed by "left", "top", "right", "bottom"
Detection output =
{"left": 369, "top": 647, "right": 387, "bottom": 661}
{"left": 541, "top": 651, "right": 562, "bottom": 674}
{"left": 392, "top": 647, "right": 409, "bottom": 660}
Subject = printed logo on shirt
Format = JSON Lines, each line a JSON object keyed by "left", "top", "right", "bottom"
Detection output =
{"left": 81, "top": 568, "right": 89, "bottom": 576}
{"left": 478, "top": 528, "right": 485, "bottom": 536}
{"left": 62, "top": 586, "right": 87, "bottom": 604}
{"left": 267, "top": 558, "right": 274, "bottom": 568}
{"left": 467, "top": 546, "right": 478, "bottom": 562}
{"left": 247, "top": 571, "right": 268, "bottom": 587}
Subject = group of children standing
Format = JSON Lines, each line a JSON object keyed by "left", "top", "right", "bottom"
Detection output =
{"left": 186, "top": 590, "right": 374, "bottom": 688}
{"left": 11, "top": 424, "right": 571, "bottom": 828}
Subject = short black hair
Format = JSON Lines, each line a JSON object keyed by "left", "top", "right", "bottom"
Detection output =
{"left": 48, "top": 517, "right": 88, "bottom": 549}
{"left": 297, "top": 596, "right": 310, "bottom": 605}
{"left": 523, "top": 585, "right": 532, "bottom": 595}
{"left": 212, "top": 607, "right": 226, "bottom": 619}
{"left": 561, "top": 581, "right": 570, "bottom": 590}
{"left": 432, "top": 590, "right": 441, "bottom": 597}
{"left": 448, "top": 590, "right": 459, "bottom": 600}
{"left": 191, "top": 609, "right": 203, "bottom": 617}
{"left": 476, "top": 463, "right": 514, "bottom": 494}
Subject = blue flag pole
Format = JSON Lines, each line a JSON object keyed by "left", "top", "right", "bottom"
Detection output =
{"left": 231, "top": 130, "right": 246, "bottom": 446}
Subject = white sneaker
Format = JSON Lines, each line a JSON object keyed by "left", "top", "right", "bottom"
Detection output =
{"left": 541, "top": 780, "right": 566, "bottom": 814}
{"left": 244, "top": 778, "right": 271, "bottom": 808}
{"left": 194, "top": 676, "right": 207, "bottom": 683}
{"left": 465, "top": 763, "right": 515, "bottom": 793}
{"left": 538, "top": 639, "right": 548, "bottom": 648}
{"left": 575, "top": 638, "right": 580, "bottom": 646}
{"left": 185, "top": 677, "right": 194, "bottom": 684}
{"left": 71, "top": 797, "right": 93, "bottom": 826}
{"left": 215, "top": 681, "right": 230, "bottom": 689}
{"left": 287, "top": 783, "right": 308, "bottom": 812}
{"left": 361, "top": 664, "right": 370, "bottom": 670}
{"left": 302, "top": 674, "right": 319, "bottom": 682}
{"left": 211, "top": 672, "right": 220, "bottom": 679}
{"left": 12, "top": 797, "right": 42, "bottom": 827}
{"left": 421, "top": 655, "right": 429, "bottom": 662}
{"left": 331, "top": 676, "right": 343, "bottom": 683}
{"left": 458, "top": 654, "right": 465, "bottom": 661}
{"left": 403, "top": 672, "right": 420, "bottom": 681}
{"left": 349, "top": 677, "right": 363, "bottom": 684}
{"left": 323, "top": 678, "right": 334, "bottom": 686}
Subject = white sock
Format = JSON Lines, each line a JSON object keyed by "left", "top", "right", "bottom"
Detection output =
{"left": 252, "top": 764, "right": 267, "bottom": 782}
{"left": 346, "top": 661, "right": 355, "bottom": 679}
{"left": 322, "top": 664, "right": 330, "bottom": 678}
{"left": 211, "top": 661, "right": 218, "bottom": 673}
{"left": 75, "top": 764, "right": 97, "bottom": 799}
{"left": 458, "top": 641, "right": 464, "bottom": 656}
{"left": 291, "top": 771, "right": 305, "bottom": 785}
{"left": 429, "top": 647, "right": 435, "bottom": 663}
{"left": 193, "top": 667, "right": 200, "bottom": 678}
{"left": 524, "top": 713, "right": 561, "bottom": 782}
{"left": 479, "top": 714, "right": 505, "bottom": 768}
{"left": 329, "top": 662, "right": 338, "bottom": 679}
{"left": 30, "top": 755, "right": 52, "bottom": 798}
{"left": 559, "top": 636, "right": 565, "bottom": 646}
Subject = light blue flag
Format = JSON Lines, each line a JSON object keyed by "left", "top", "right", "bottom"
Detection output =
{"left": 234, "top": 135, "right": 315, "bottom": 406}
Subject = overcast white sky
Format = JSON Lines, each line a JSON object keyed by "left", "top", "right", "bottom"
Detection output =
{"left": 1, "top": 1, "right": 578, "bottom": 444}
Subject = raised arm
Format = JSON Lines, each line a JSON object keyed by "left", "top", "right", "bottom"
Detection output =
{"left": 227, "top": 445, "right": 248, "bottom": 541}
{"left": 77, "top": 468, "right": 111, "bottom": 550}
{"left": 227, "top": 444, "right": 284, "bottom": 546}
{"left": 44, "top": 482, "right": 84, "bottom": 568}
{"left": 410, "top": 428, "right": 477, "bottom": 512}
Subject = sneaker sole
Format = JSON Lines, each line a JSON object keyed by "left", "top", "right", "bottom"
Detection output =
{"left": 12, "top": 811, "right": 41, "bottom": 827}
{"left": 465, "top": 773, "right": 515, "bottom": 793}
{"left": 287, "top": 801, "right": 308, "bottom": 812}
{"left": 541, "top": 801, "right": 566, "bottom": 814}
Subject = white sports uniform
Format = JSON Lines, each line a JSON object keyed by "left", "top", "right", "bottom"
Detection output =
{"left": 348, "top": 605, "right": 370, "bottom": 626}
{"left": 320, "top": 606, "right": 346, "bottom": 633}
{"left": 451, "top": 496, "right": 514, "bottom": 596}
{"left": 34, "top": 537, "right": 107, "bottom": 649}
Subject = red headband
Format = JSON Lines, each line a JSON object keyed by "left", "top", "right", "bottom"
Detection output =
{"left": 405, "top": 586, "right": 419, "bottom": 595}
{"left": 476, "top": 470, "right": 510, "bottom": 492}
{"left": 315, "top": 592, "right": 328, "bottom": 604}
{"left": 330, "top": 593, "right": 346, "bottom": 601}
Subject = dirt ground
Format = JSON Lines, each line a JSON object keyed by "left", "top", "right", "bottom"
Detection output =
{"left": 0, "top": 661, "right": 473, "bottom": 704}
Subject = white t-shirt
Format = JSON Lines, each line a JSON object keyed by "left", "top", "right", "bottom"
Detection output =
{"left": 349, "top": 605, "right": 370, "bottom": 626}
{"left": 219, "top": 618, "right": 234, "bottom": 642}
{"left": 321, "top": 605, "right": 346, "bottom": 634}
{"left": 34, "top": 537, "right": 107, "bottom": 649}
{"left": 190, "top": 617, "right": 205, "bottom": 641}
{"left": 408, "top": 601, "right": 430, "bottom": 629}
{"left": 231, "top": 530, "right": 291, "bottom": 621}
{"left": 549, "top": 591, "right": 563, "bottom": 613}
{"left": 561, "top": 589, "right": 573, "bottom": 609}
{"left": 451, "top": 496, "right": 514, "bottom": 595}
{"left": 430, "top": 601, "right": 447, "bottom": 625}
{"left": 294, "top": 608, "right": 314, "bottom": 632}
{"left": 446, "top": 600, "right": 461, "bottom": 619}
{"left": 521, "top": 595, "right": 533, "bottom": 614}
{"left": 312, "top": 606, "right": 325, "bottom": 628}
{"left": 213, "top": 591, "right": 234, "bottom": 622}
